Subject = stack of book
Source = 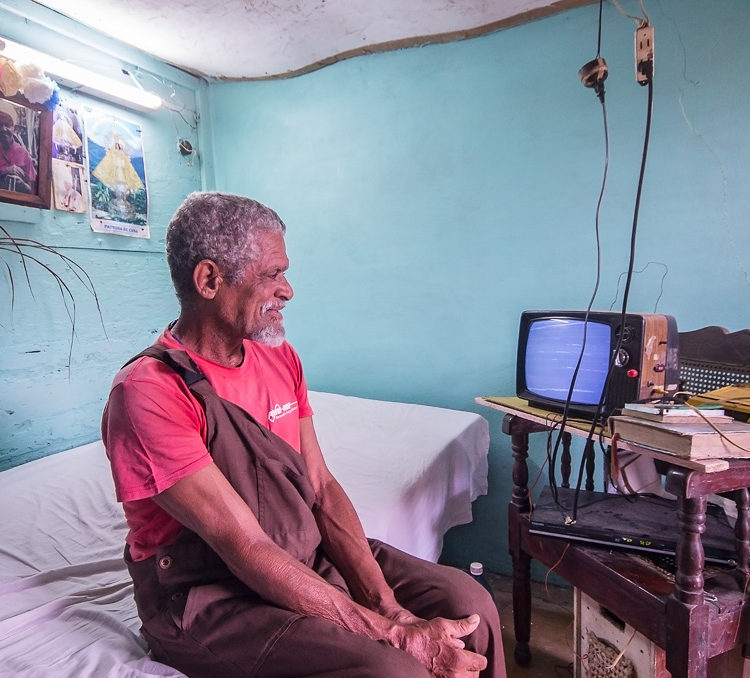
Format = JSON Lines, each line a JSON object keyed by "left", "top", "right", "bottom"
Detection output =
{"left": 609, "top": 404, "right": 750, "bottom": 459}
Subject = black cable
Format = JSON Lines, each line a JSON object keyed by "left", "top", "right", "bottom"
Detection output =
{"left": 621, "top": 78, "right": 654, "bottom": 313}
{"left": 548, "top": 91, "right": 609, "bottom": 506}
{"left": 550, "top": 0, "right": 608, "bottom": 510}
{"left": 570, "top": 75, "right": 655, "bottom": 521}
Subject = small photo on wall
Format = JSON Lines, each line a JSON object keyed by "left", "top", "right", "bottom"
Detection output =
{"left": 52, "top": 158, "right": 86, "bottom": 213}
{"left": 52, "top": 104, "right": 84, "bottom": 166}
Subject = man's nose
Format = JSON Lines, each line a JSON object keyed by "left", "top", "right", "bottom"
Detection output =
{"left": 278, "top": 274, "right": 293, "bottom": 301}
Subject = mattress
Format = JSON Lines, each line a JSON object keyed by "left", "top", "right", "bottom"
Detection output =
{"left": 0, "top": 391, "right": 489, "bottom": 677}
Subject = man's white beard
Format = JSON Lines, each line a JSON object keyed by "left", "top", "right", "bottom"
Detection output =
{"left": 250, "top": 324, "right": 285, "bottom": 347}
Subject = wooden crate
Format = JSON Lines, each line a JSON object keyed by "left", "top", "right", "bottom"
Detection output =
{"left": 574, "top": 589, "right": 668, "bottom": 677}
{"left": 574, "top": 589, "right": 749, "bottom": 678}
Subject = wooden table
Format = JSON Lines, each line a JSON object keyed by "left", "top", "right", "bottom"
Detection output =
{"left": 477, "top": 396, "right": 750, "bottom": 678}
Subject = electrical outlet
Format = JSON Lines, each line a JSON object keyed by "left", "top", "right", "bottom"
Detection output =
{"left": 635, "top": 25, "right": 654, "bottom": 85}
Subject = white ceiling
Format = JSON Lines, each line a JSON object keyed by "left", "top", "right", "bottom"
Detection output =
{"left": 31, "top": 0, "right": 583, "bottom": 80}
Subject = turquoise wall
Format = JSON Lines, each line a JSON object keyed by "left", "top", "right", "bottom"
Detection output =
{"left": 0, "top": 0, "right": 207, "bottom": 468}
{"left": 1, "top": 0, "right": 749, "bottom": 575}
{"left": 207, "top": 0, "right": 750, "bottom": 572}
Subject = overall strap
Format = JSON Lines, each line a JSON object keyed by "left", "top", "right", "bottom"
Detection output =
{"left": 125, "top": 344, "right": 274, "bottom": 443}
{"left": 121, "top": 343, "right": 339, "bottom": 621}
{"left": 123, "top": 345, "right": 205, "bottom": 387}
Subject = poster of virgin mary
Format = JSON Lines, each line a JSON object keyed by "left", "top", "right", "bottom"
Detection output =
{"left": 85, "top": 109, "right": 149, "bottom": 238}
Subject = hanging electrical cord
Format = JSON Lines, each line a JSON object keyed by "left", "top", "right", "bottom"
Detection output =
{"left": 570, "top": 74, "right": 655, "bottom": 522}
{"left": 548, "top": 70, "right": 610, "bottom": 505}
{"left": 548, "top": 0, "right": 609, "bottom": 506}
{"left": 552, "top": 0, "right": 657, "bottom": 521}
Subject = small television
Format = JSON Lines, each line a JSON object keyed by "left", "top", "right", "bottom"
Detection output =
{"left": 516, "top": 310, "right": 680, "bottom": 418}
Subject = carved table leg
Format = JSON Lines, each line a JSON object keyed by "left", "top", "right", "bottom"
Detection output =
{"left": 509, "top": 505, "right": 532, "bottom": 666}
{"left": 561, "top": 431, "right": 571, "bottom": 488}
{"left": 503, "top": 417, "right": 530, "bottom": 514}
{"left": 734, "top": 488, "right": 750, "bottom": 574}
{"left": 666, "top": 492, "right": 709, "bottom": 678}
{"left": 584, "top": 439, "right": 596, "bottom": 491}
{"left": 674, "top": 494, "right": 707, "bottom": 605}
{"left": 732, "top": 488, "right": 750, "bottom": 660}
{"left": 503, "top": 415, "right": 532, "bottom": 665}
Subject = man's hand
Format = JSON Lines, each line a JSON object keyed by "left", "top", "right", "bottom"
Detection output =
{"left": 377, "top": 598, "right": 421, "bottom": 625}
{"left": 299, "top": 417, "right": 489, "bottom": 675}
{"left": 1, "top": 164, "right": 25, "bottom": 178}
{"left": 0, "top": 165, "right": 31, "bottom": 192}
{"left": 390, "top": 613, "right": 488, "bottom": 677}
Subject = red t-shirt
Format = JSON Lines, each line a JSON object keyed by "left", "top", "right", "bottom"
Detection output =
{"left": 0, "top": 139, "right": 37, "bottom": 182}
{"left": 101, "top": 328, "right": 313, "bottom": 561}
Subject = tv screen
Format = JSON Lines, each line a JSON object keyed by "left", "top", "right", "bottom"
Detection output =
{"left": 524, "top": 318, "right": 611, "bottom": 405}
{"left": 517, "top": 310, "right": 679, "bottom": 418}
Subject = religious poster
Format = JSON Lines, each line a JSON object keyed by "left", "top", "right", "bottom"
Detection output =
{"left": 84, "top": 109, "right": 149, "bottom": 238}
{"left": 51, "top": 101, "right": 87, "bottom": 213}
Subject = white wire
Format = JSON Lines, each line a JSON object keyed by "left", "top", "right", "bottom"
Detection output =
{"left": 610, "top": 0, "right": 649, "bottom": 27}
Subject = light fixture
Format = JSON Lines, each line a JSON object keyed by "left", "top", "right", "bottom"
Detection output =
{"left": 0, "top": 36, "right": 162, "bottom": 111}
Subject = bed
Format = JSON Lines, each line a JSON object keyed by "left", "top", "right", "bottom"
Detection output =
{"left": 0, "top": 391, "right": 489, "bottom": 677}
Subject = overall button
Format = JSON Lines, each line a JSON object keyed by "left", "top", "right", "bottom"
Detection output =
{"left": 158, "top": 555, "right": 173, "bottom": 569}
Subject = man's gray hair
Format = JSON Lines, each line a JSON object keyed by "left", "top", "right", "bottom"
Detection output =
{"left": 165, "top": 191, "right": 286, "bottom": 306}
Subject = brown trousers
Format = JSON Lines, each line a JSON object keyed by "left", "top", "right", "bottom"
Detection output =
{"left": 124, "top": 347, "right": 505, "bottom": 677}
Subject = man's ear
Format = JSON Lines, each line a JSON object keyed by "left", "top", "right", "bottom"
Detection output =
{"left": 192, "top": 259, "right": 223, "bottom": 299}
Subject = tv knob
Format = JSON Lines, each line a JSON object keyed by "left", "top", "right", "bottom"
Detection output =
{"left": 616, "top": 325, "right": 635, "bottom": 343}
{"left": 615, "top": 348, "right": 631, "bottom": 367}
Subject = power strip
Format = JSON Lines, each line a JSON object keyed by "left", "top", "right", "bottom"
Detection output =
{"left": 635, "top": 25, "right": 654, "bottom": 85}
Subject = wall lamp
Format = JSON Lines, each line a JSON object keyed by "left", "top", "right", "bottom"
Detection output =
{"left": 0, "top": 36, "right": 162, "bottom": 111}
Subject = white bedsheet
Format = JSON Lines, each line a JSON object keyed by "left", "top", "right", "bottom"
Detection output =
{"left": 310, "top": 391, "right": 489, "bottom": 562}
{"left": 0, "top": 392, "right": 489, "bottom": 677}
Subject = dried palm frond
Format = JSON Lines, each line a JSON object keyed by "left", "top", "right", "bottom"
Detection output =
{"left": 0, "top": 222, "right": 107, "bottom": 376}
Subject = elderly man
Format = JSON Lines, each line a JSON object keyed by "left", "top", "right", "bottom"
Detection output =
{"left": 102, "top": 192, "right": 505, "bottom": 678}
{"left": 0, "top": 110, "right": 36, "bottom": 193}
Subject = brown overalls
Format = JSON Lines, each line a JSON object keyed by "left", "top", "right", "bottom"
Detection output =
{"left": 122, "top": 347, "right": 505, "bottom": 677}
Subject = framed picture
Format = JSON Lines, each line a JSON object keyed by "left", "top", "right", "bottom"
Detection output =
{"left": 0, "top": 94, "right": 52, "bottom": 209}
